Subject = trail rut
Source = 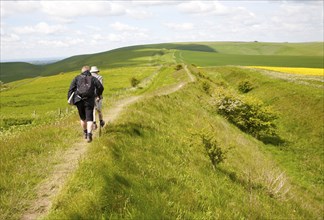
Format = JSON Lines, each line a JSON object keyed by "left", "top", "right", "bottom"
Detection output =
{"left": 21, "top": 95, "right": 141, "bottom": 220}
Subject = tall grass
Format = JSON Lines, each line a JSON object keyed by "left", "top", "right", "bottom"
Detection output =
{"left": 46, "top": 73, "right": 320, "bottom": 219}
{"left": 203, "top": 66, "right": 324, "bottom": 210}
{"left": 0, "top": 115, "right": 80, "bottom": 220}
{"left": 0, "top": 66, "right": 160, "bottom": 219}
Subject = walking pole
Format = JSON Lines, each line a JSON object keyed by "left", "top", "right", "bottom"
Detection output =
{"left": 99, "top": 120, "right": 102, "bottom": 137}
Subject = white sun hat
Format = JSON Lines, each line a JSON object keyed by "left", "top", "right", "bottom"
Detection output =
{"left": 90, "top": 66, "right": 100, "bottom": 73}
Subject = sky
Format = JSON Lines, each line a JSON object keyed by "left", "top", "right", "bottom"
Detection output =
{"left": 1, "top": 0, "right": 323, "bottom": 61}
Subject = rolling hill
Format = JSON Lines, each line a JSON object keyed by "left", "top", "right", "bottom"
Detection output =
{"left": 1, "top": 41, "right": 323, "bottom": 83}
{"left": 0, "top": 41, "right": 323, "bottom": 219}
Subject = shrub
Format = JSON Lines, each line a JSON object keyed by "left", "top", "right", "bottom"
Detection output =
{"left": 215, "top": 95, "right": 278, "bottom": 139}
{"left": 238, "top": 80, "right": 253, "bottom": 93}
{"left": 175, "top": 64, "right": 183, "bottom": 71}
{"left": 201, "top": 81, "right": 211, "bottom": 94}
{"left": 202, "top": 135, "right": 225, "bottom": 168}
{"left": 130, "top": 77, "right": 140, "bottom": 87}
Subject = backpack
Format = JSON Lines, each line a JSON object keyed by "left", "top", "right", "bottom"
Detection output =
{"left": 77, "top": 75, "right": 94, "bottom": 98}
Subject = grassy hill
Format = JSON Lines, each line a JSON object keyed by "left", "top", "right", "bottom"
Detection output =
{"left": 0, "top": 42, "right": 323, "bottom": 219}
{"left": 45, "top": 66, "right": 323, "bottom": 219}
{"left": 1, "top": 42, "right": 323, "bottom": 83}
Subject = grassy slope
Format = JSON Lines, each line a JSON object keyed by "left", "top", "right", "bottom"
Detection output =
{"left": 0, "top": 66, "right": 157, "bottom": 132}
{"left": 0, "top": 62, "right": 44, "bottom": 83}
{"left": 0, "top": 64, "right": 164, "bottom": 220}
{"left": 175, "top": 41, "right": 324, "bottom": 67}
{"left": 202, "top": 66, "right": 324, "bottom": 212}
{"left": 1, "top": 42, "right": 323, "bottom": 83}
{"left": 177, "top": 51, "right": 324, "bottom": 68}
{"left": 0, "top": 46, "right": 165, "bottom": 83}
{"left": 45, "top": 68, "right": 321, "bottom": 219}
{"left": 0, "top": 42, "right": 323, "bottom": 219}
{"left": 200, "top": 41, "right": 324, "bottom": 56}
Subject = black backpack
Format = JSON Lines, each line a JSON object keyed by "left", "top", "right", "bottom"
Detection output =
{"left": 77, "top": 75, "right": 94, "bottom": 98}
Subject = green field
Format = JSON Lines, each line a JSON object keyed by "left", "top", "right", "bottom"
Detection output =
{"left": 0, "top": 42, "right": 323, "bottom": 219}
{"left": 1, "top": 42, "right": 323, "bottom": 83}
{"left": 176, "top": 50, "right": 324, "bottom": 68}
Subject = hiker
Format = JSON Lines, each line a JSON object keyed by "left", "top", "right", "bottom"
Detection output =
{"left": 90, "top": 66, "right": 105, "bottom": 129}
{"left": 67, "top": 66, "right": 104, "bottom": 143}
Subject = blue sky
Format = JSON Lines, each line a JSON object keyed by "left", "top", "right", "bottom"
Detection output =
{"left": 1, "top": 0, "right": 323, "bottom": 61}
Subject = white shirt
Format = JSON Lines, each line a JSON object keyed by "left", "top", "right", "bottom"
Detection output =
{"left": 91, "top": 72, "right": 103, "bottom": 85}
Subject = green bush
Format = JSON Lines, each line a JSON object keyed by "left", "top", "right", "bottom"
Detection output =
{"left": 202, "top": 135, "right": 225, "bottom": 168}
{"left": 238, "top": 80, "right": 253, "bottom": 93}
{"left": 175, "top": 64, "right": 183, "bottom": 70}
{"left": 201, "top": 81, "right": 211, "bottom": 94}
{"left": 216, "top": 95, "right": 278, "bottom": 139}
{"left": 130, "top": 77, "right": 140, "bottom": 87}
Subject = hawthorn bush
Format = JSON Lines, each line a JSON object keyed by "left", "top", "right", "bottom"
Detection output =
{"left": 215, "top": 94, "right": 278, "bottom": 140}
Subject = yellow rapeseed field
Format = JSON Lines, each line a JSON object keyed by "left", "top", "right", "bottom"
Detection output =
{"left": 249, "top": 66, "right": 324, "bottom": 76}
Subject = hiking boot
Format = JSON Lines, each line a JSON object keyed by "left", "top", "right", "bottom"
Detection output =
{"left": 100, "top": 120, "right": 105, "bottom": 127}
{"left": 87, "top": 133, "right": 93, "bottom": 143}
{"left": 84, "top": 130, "right": 87, "bottom": 139}
{"left": 92, "top": 122, "right": 98, "bottom": 130}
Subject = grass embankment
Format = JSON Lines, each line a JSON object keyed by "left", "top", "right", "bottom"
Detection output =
{"left": 202, "top": 66, "right": 324, "bottom": 210}
{"left": 45, "top": 67, "right": 322, "bottom": 219}
{"left": 0, "top": 65, "right": 167, "bottom": 220}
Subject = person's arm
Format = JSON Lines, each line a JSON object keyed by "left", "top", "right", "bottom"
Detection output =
{"left": 99, "top": 75, "right": 103, "bottom": 85}
{"left": 93, "top": 77, "right": 104, "bottom": 97}
{"left": 67, "top": 76, "right": 77, "bottom": 100}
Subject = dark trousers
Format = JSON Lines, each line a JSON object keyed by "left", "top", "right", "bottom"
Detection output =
{"left": 76, "top": 99, "right": 95, "bottom": 122}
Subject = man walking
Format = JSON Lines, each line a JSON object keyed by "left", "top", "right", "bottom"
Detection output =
{"left": 68, "top": 66, "right": 104, "bottom": 143}
{"left": 90, "top": 66, "right": 105, "bottom": 129}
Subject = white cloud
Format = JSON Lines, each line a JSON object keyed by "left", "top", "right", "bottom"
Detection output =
{"left": 86, "top": 25, "right": 102, "bottom": 32}
{"left": 90, "top": 30, "right": 150, "bottom": 46}
{"left": 126, "top": 9, "right": 154, "bottom": 19}
{"left": 269, "top": 1, "right": 323, "bottom": 34}
{"left": 40, "top": 1, "right": 125, "bottom": 22}
{"left": 110, "top": 22, "right": 147, "bottom": 32}
{"left": 92, "top": 34, "right": 107, "bottom": 41}
{"left": 38, "top": 38, "right": 85, "bottom": 48}
{"left": 163, "top": 22, "right": 194, "bottom": 31}
{"left": 1, "top": 33, "right": 20, "bottom": 43}
{"left": 130, "top": 0, "right": 175, "bottom": 6}
{"left": 12, "top": 22, "right": 66, "bottom": 35}
{"left": 0, "top": 1, "right": 40, "bottom": 18}
{"left": 177, "top": 1, "right": 229, "bottom": 15}
{"left": 1, "top": 0, "right": 322, "bottom": 61}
